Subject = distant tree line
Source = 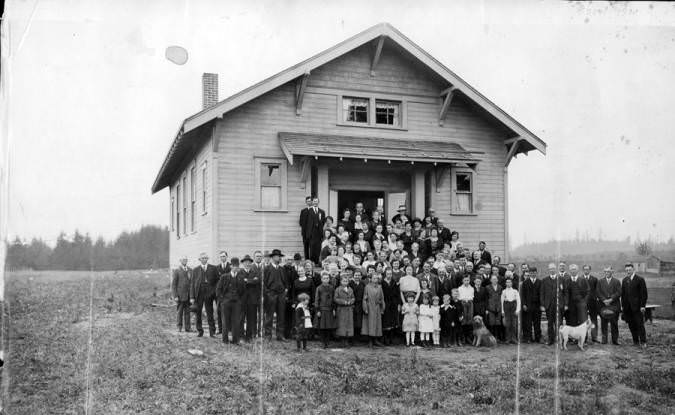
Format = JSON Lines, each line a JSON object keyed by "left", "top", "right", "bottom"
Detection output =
{"left": 5, "top": 225, "right": 169, "bottom": 271}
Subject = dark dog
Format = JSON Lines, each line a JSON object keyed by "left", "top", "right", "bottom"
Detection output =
{"left": 472, "top": 316, "right": 497, "bottom": 347}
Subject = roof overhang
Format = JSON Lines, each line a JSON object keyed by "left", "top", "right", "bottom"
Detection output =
{"left": 279, "top": 132, "right": 482, "bottom": 166}
{"left": 152, "top": 23, "right": 547, "bottom": 193}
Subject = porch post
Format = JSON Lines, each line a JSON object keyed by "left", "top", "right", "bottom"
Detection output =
{"left": 412, "top": 168, "right": 425, "bottom": 219}
{"left": 317, "top": 164, "right": 329, "bottom": 211}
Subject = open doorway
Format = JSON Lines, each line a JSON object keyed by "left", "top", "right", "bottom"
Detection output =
{"left": 337, "top": 190, "right": 384, "bottom": 219}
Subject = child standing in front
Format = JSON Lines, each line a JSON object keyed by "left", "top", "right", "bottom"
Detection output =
{"left": 418, "top": 294, "right": 434, "bottom": 347}
{"left": 401, "top": 293, "right": 419, "bottom": 346}
{"left": 334, "top": 275, "right": 355, "bottom": 347}
{"left": 314, "top": 271, "right": 336, "bottom": 348}
{"left": 458, "top": 275, "right": 475, "bottom": 344}
{"left": 501, "top": 275, "right": 521, "bottom": 344}
{"left": 430, "top": 296, "right": 441, "bottom": 347}
{"left": 295, "top": 293, "right": 312, "bottom": 351}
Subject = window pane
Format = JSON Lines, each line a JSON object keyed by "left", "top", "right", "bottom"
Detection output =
{"left": 343, "top": 97, "right": 369, "bottom": 123}
{"left": 260, "top": 164, "right": 281, "bottom": 186}
{"left": 261, "top": 186, "right": 281, "bottom": 209}
{"left": 455, "top": 193, "right": 471, "bottom": 212}
{"left": 375, "top": 100, "right": 400, "bottom": 126}
{"left": 456, "top": 173, "right": 471, "bottom": 192}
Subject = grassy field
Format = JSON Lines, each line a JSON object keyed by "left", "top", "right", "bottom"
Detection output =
{"left": 2, "top": 270, "right": 674, "bottom": 414}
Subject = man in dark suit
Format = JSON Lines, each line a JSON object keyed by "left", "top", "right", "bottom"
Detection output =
{"left": 239, "top": 254, "right": 261, "bottom": 342}
{"left": 540, "top": 263, "right": 568, "bottom": 345}
{"left": 621, "top": 263, "right": 648, "bottom": 347}
{"left": 190, "top": 252, "right": 219, "bottom": 337}
{"left": 263, "top": 249, "right": 289, "bottom": 341}
{"left": 171, "top": 255, "right": 192, "bottom": 332}
{"left": 215, "top": 251, "right": 231, "bottom": 334}
{"left": 597, "top": 266, "right": 621, "bottom": 345}
{"left": 566, "top": 264, "right": 590, "bottom": 326}
{"left": 582, "top": 264, "right": 599, "bottom": 342}
{"left": 520, "top": 266, "right": 541, "bottom": 343}
{"left": 472, "top": 241, "right": 492, "bottom": 268}
{"left": 298, "top": 196, "right": 312, "bottom": 260}
{"left": 302, "top": 197, "right": 326, "bottom": 264}
{"left": 217, "top": 257, "right": 246, "bottom": 344}
{"left": 436, "top": 219, "right": 451, "bottom": 245}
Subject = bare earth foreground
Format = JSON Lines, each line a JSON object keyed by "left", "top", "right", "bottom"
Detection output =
{"left": 3, "top": 271, "right": 674, "bottom": 415}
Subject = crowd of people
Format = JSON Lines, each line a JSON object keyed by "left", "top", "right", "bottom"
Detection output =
{"left": 171, "top": 197, "right": 650, "bottom": 351}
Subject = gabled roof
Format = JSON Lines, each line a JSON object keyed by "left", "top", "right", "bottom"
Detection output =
{"left": 279, "top": 132, "right": 482, "bottom": 165}
{"left": 152, "top": 22, "right": 547, "bottom": 193}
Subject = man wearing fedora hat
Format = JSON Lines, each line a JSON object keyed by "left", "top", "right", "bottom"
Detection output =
{"left": 391, "top": 205, "right": 411, "bottom": 226}
{"left": 264, "top": 249, "right": 290, "bottom": 341}
{"left": 597, "top": 266, "right": 621, "bottom": 345}
{"left": 239, "top": 254, "right": 261, "bottom": 342}
{"left": 621, "top": 262, "right": 648, "bottom": 347}
{"left": 190, "top": 252, "right": 219, "bottom": 337}
{"left": 217, "top": 257, "right": 245, "bottom": 344}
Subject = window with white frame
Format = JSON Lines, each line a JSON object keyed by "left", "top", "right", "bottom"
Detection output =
{"left": 190, "top": 166, "right": 196, "bottom": 232}
{"left": 254, "top": 157, "right": 287, "bottom": 211}
{"left": 451, "top": 168, "right": 474, "bottom": 214}
{"left": 182, "top": 176, "right": 187, "bottom": 235}
{"left": 375, "top": 100, "right": 401, "bottom": 126}
{"left": 202, "top": 161, "right": 208, "bottom": 214}
{"left": 170, "top": 195, "right": 175, "bottom": 232}
{"left": 176, "top": 184, "right": 181, "bottom": 238}
{"left": 342, "top": 97, "right": 369, "bottom": 123}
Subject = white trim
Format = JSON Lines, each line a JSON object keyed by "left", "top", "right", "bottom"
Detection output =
{"left": 336, "top": 93, "right": 407, "bottom": 130}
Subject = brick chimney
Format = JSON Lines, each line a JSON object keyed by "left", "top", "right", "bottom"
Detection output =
{"left": 202, "top": 73, "right": 218, "bottom": 109}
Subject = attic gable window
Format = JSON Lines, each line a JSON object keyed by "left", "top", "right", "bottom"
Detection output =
{"left": 375, "top": 100, "right": 400, "bottom": 126}
{"left": 343, "top": 97, "right": 369, "bottom": 123}
{"left": 337, "top": 93, "right": 407, "bottom": 130}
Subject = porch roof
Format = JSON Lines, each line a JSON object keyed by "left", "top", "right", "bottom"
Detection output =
{"left": 278, "top": 132, "right": 482, "bottom": 165}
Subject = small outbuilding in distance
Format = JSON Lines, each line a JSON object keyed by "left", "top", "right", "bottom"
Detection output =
{"left": 151, "top": 23, "right": 547, "bottom": 265}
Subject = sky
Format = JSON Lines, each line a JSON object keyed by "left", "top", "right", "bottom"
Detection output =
{"left": 3, "top": 0, "right": 675, "bottom": 248}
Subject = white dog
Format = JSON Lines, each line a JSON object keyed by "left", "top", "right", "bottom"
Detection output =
{"left": 559, "top": 317, "right": 594, "bottom": 351}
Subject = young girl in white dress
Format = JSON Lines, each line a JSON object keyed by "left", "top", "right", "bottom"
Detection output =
{"left": 418, "top": 294, "right": 434, "bottom": 347}
{"left": 430, "top": 296, "right": 441, "bottom": 346}
{"left": 401, "top": 293, "right": 419, "bottom": 346}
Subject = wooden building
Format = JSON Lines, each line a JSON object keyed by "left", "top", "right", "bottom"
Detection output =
{"left": 646, "top": 254, "right": 675, "bottom": 276}
{"left": 151, "top": 23, "right": 547, "bottom": 265}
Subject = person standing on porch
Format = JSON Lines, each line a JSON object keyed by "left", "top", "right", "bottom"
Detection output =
{"left": 298, "top": 196, "right": 313, "bottom": 261}
{"left": 392, "top": 205, "right": 411, "bottom": 226}
{"left": 302, "top": 197, "right": 326, "bottom": 264}
{"left": 355, "top": 202, "right": 369, "bottom": 223}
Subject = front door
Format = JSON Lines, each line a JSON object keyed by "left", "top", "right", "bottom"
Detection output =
{"left": 337, "top": 190, "right": 385, "bottom": 220}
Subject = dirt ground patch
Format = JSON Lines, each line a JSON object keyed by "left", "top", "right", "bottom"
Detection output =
{"left": 4, "top": 270, "right": 675, "bottom": 414}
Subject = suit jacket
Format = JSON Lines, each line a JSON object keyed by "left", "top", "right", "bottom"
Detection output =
{"left": 596, "top": 277, "right": 621, "bottom": 313}
{"left": 263, "top": 263, "right": 288, "bottom": 297}
{"left": 567, "top": 276, "right": 590, "bottom": 304}
{"left": 472, "top": 249, "right": 492, "bottom": 267}
{"left": 539, "top": 276, "right": 567, "bottom": 310}
{"left": 583, "top": 274, "right": 599, "bottom": 311}
{"left": 216, "top": 262, "right": 231, "bottom": 277}
{"left": 621, "top": 274, "right": 648, "bottom": 312}
{"left": 435, "top": 275, "right": 453, "bottom": 300}
{"left": 216, "top": 270, "right": 246, "bottom": 302}
{"left": 190, "top": 264, "right": 219, "bottom": 300}
{"left": 520, "top": 277, "right": 541, "bottom": 310}
{"left": 299, "top": 207, "right": 310, "bottom": 237}
{"left": 302, "top": 207, "right": 326, "bottom": 240}
{"left": 239, "top": 267, "right": 262, "bottom": 305}
{"left": 171, "top": 266, "right": 191, "bottom": 301}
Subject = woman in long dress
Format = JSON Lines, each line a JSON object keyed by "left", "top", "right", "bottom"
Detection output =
{"left": 380, "top": 268, "right": 400, "bottom": 345}
{"left": 361, "top": 273, "right": 386, "bottom": 348}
